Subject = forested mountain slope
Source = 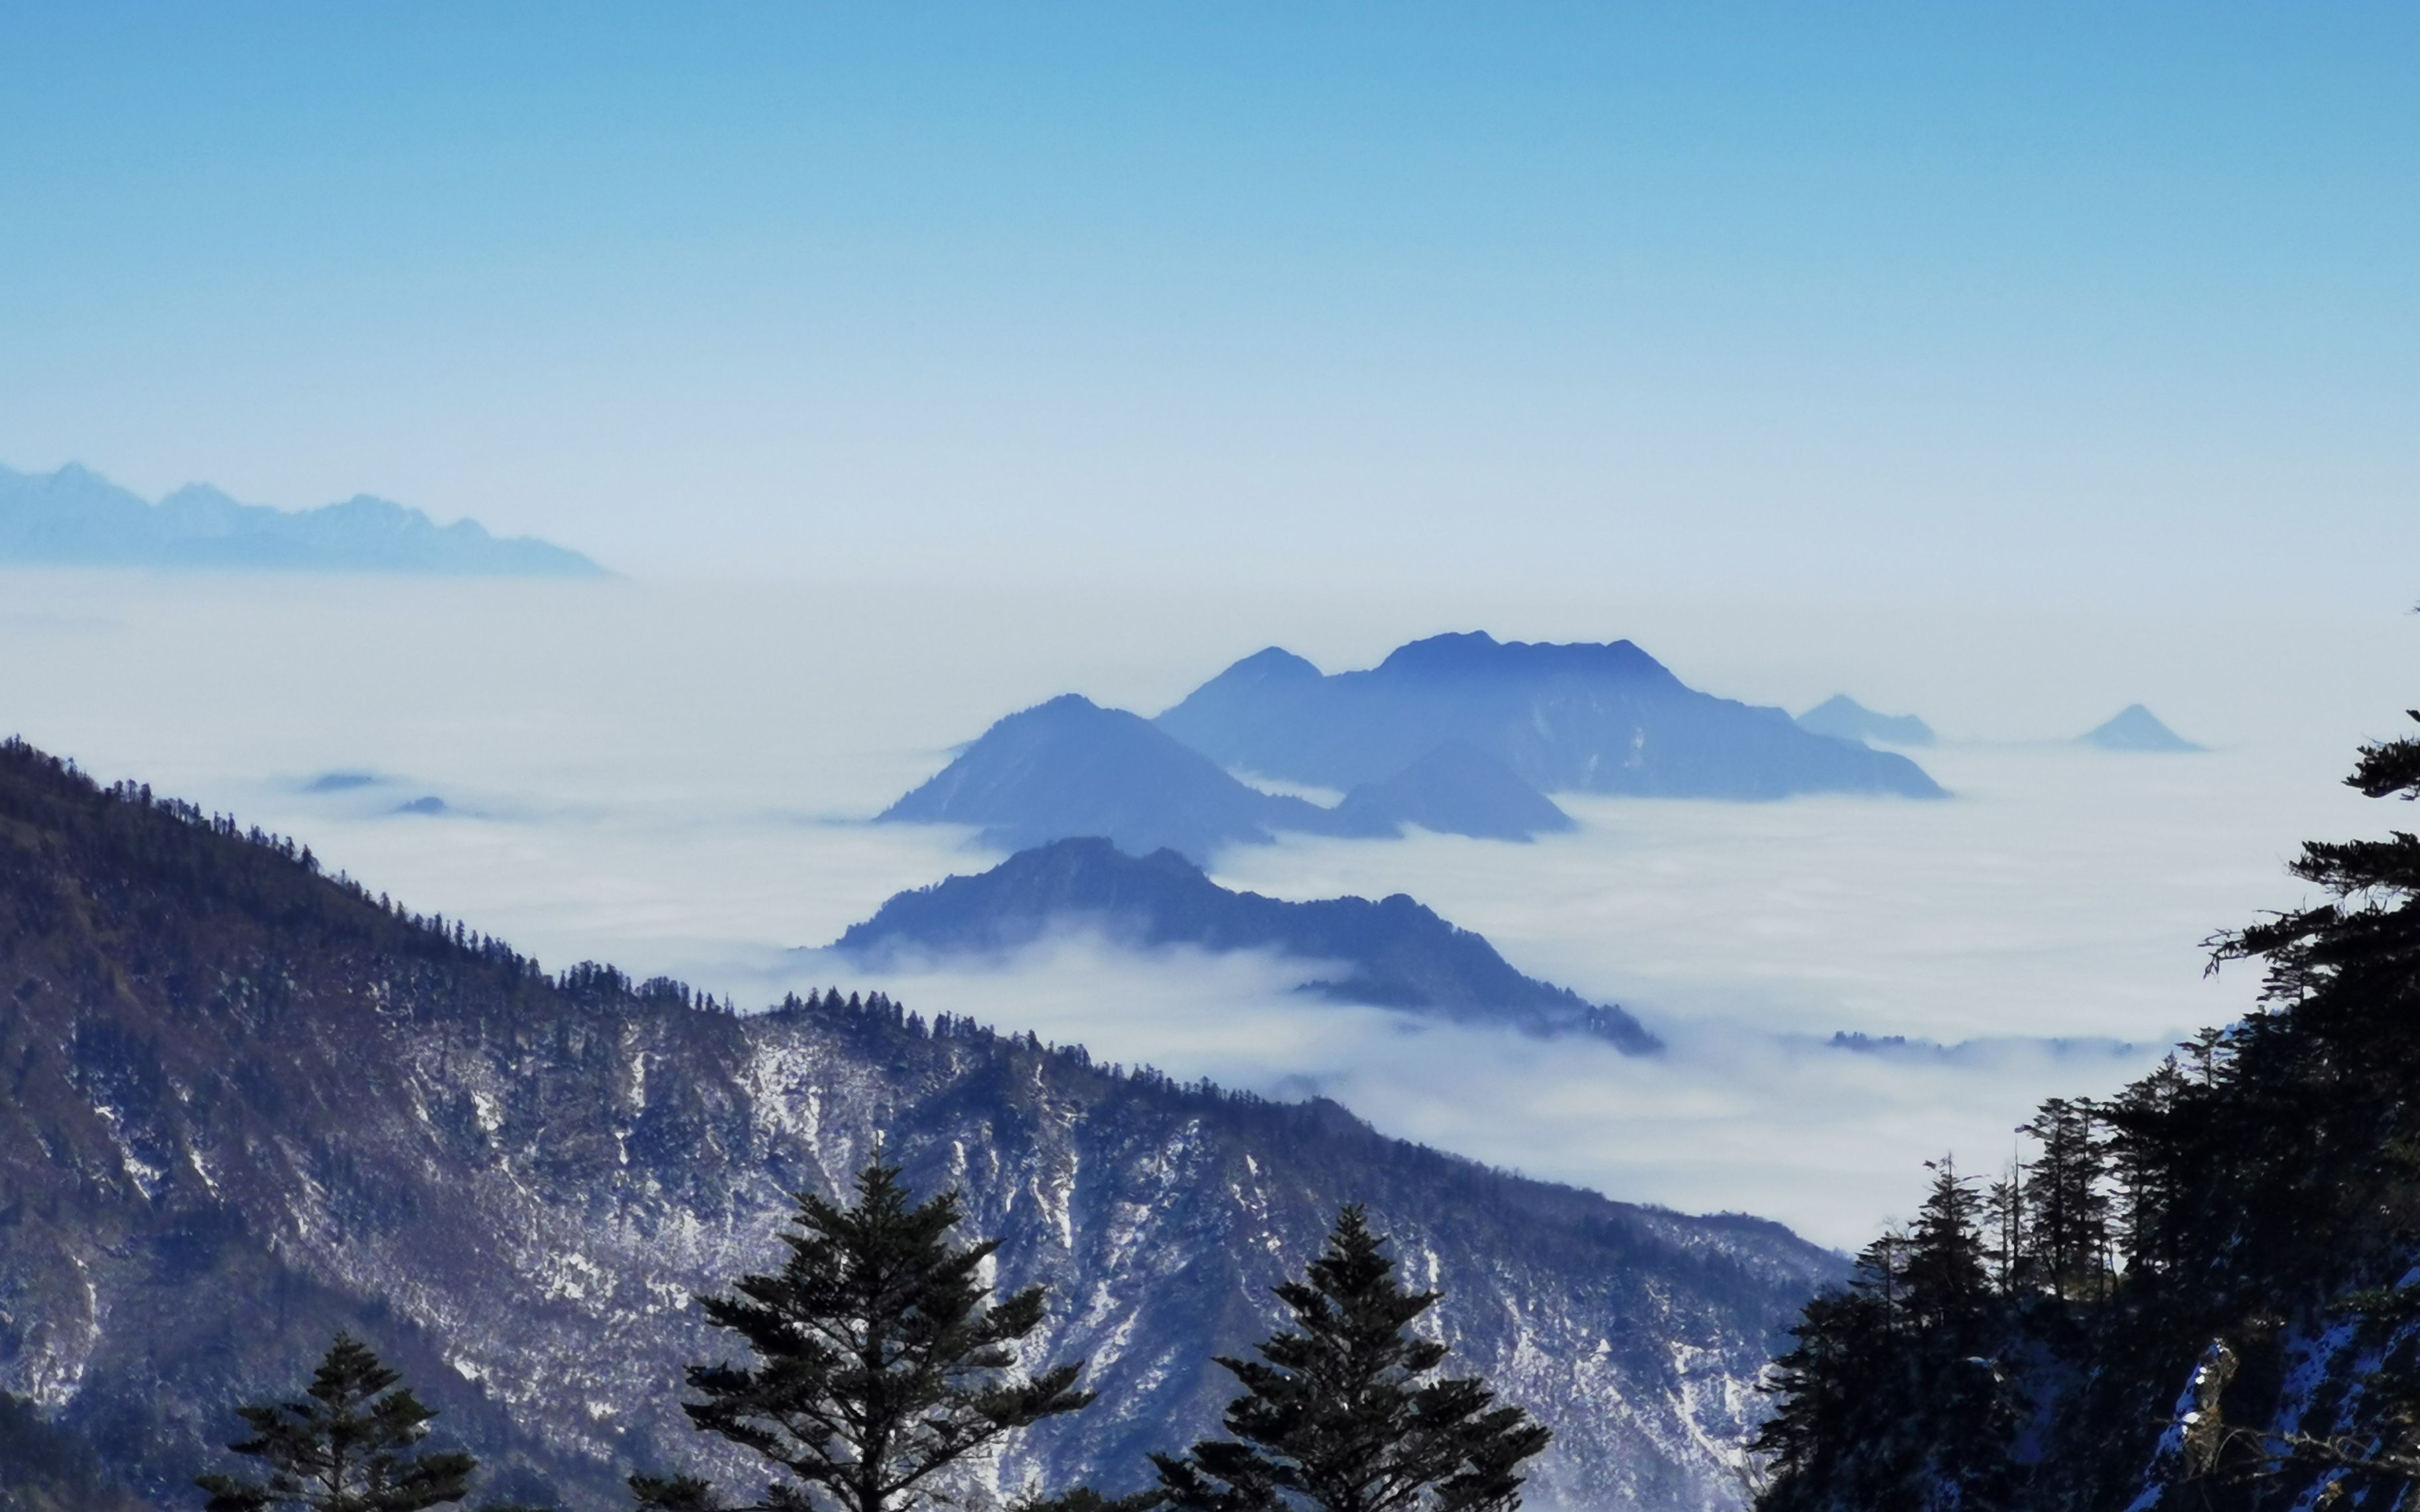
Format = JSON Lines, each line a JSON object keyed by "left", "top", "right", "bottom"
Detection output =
{"left": 0, "top": 737, "right": 1834, "bottom": 1510}
{"left": 1750, "top": 709, "right": 2420, "bottom": 1511}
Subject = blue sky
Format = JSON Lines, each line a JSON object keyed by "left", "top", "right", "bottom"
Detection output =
{"left": 3, "top": 4, "right": 2414, "bottom": 596}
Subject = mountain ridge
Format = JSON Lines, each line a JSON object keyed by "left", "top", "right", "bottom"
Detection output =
{"left": 0, "top": 462, "right": 606, "bottom": 576}
{"left": 878, "top": 694, "right": 1574, "bottom": 863}
{"left": 1156, "top": 632, "right": 1946, "bottom": 800}
{"left": 1793, "top": 695, "right": 1936, "bottom": 748}
{"left": 831, "top": 837, "right": 1657, "bottom": 1050}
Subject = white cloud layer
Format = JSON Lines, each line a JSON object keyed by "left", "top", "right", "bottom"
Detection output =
{"left": 0, "top": 570, "right": 2406, "bottom": 1248}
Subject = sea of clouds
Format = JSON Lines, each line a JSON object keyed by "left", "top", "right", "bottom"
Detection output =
{"left": 1, "top": 570, "right": 2407, "bottom": 1248}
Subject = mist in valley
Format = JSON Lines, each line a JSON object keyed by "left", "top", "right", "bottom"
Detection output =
{"left": 2, "top": 568, "right": 2402, "bottom": 1249}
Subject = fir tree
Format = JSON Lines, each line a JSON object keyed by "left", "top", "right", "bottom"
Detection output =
{"left": 1150, "top": 1206, "right": 1550, "bottom": 1512}
{"left": 1901, "top": 1161, "right": 1991, "bottom": 1336}
{"left": 1752, "top": 1178, "right": 2015, "bottom": 1512}
{"left": 1983, "top": 1155, "right": 2024, "bottom": 1295}
{"left": 194, "top": 1334, "right": 484, "bottom": 1512}
{"left": 636, "top": 1152, "right": 1095, "bottom": 1512}
{"left": 1750, "top": 1274, "right": 1897, "bottom": 1500}
{"left": 2103, "top": 1056, "right": 2189, "bottom": 1281}
{"left": 2017, "top": 1098, "right": 2108, "bottom": 1298}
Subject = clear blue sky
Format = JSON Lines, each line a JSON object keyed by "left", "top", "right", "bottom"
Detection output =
{"left": 2, "top": 4, "right": 2413, "bottom": 597}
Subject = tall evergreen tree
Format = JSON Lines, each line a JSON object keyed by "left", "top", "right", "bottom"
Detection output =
{"left": 2017, "top": 1099, "right": 2108, "bottom": 1298}
{"left": 2103, "top": 1056, "right": 2189, "bottom": 1282}
{"left": 1150, "top": 1206, "right": 1550, "bottom": 1512}
{"left": 195, "top": 1334, "right": 486, "bottom": 1512}
{"left": 1753, "top": 1177, "right": 2015, "bottom": 1512}
{"left": 1751, "top": 1264, "right": 1899, "bottom": 1503}
{"left": 635, "top": 1152, "right": 1095, "bottom": 1512}
{"left": 1983, "top": 1155, "right": 2023, "bottom": 1296}
{"left": 1901, "top": 1161, "right": 1991, "bottom": 1336}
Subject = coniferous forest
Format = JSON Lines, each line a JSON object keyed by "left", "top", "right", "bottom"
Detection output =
{"left": 0, "top": 734, "right": 1825, "bottom": 1510}
{"left": 184, "top": 1165, "right": 1545, "bottom": 1512}
{"left": 1753, "top": 708, "right": 2420, "bottom": 1509}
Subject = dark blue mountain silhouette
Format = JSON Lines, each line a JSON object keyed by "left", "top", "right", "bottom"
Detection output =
{"left": 1795, "top": 694, "right": 1937, "bottom": 748}
{"left": 878, "top": 694, "right": 1574, "bottom": 862}
{"left": 833, "top": 837, "right": 1657, "bottom": 1050}
{"left": 1156, "top": 632, "right": 1944, "bottom": 799}
{"left": 1333, "top": 739, "right": 1576, "bottom": 840}
{"left": 878, "top": 696, "right": 1349, "bottom": 861}
{"left": 0, "top": 463, "right": 605, "bottom": 576}
{"left": 2080, "top": 704, "right": 2205, "bottom": 753}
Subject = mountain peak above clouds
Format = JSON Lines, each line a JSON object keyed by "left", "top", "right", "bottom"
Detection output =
{"left": 2080, "top": 703, "right": 2205, "bottom": 753}
{"left": 1373, "top": 631, "right": 1680, "bottom": 688}
{"left": 0, "top": 462, "right": 606, "bottom": 576}
{"left": 876, "top": 694, "right": 1337, "bottom": 862}
{"left": 877, "top": 694, "right": 1578, "bottom": 863}
{"left": 1795, "top": 694, "right": 1938, "bottom": 748}
{"left": 1332, "top": 739, "right": 1576, "bottom": 841}
{"left": 832, "top": 836, "right": 1655, "bottom": 1050}
{"left": 1157, "top": 632, "right": 1946, "bottom": 800}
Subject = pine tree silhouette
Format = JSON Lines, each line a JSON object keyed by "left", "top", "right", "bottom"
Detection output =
{"left": 634, "top": 1151, "right": 1095, "bottom": 1512}
{"left": 1151, "top": 1207, "right": 1549, "bottom": 1512}
{"left": 195, "top": 1334, "right": 486, "bottom": 1512}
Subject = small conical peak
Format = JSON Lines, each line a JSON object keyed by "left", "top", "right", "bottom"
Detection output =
{"left": 1233, "top": 645, "right": 1321, "bottom": 676}
{"left": 2080, "top": 704, "right": 2204, "bottom": 753}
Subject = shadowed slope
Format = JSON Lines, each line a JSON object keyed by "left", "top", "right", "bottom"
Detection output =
{"left": 833, "top": 837, "right": 1654, "bottom": 1050}
{"left": 1333, "top": 739, "right": 1577, "bottom": 840}
{"left": 876, "top": 694, "right": 1351, "bottom": 861}
{"left": 878, "top": 695, "right": 1574, "bottom": 863}
{"left": 1158, "top": 633, "right": 1946, "bottom": 799}
{"left": 1794, "top": 695, "right": 1937, "bottom": 748}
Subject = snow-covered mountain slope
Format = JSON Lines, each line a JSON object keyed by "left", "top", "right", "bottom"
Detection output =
{"left": 0, "top": 738, "right": 1837, "bottom": 1509}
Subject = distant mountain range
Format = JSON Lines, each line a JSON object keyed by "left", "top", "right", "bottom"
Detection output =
{"left": 878, "top": 635, "right": 1944, "bottom": 863}
{"left": 0, "top": 463, "right": 606, "bottom": 576}
{"left": 0, "top": 737, "right": 1834, "bottom": 1511}
{"left": 2080, "top": 704, "right": 2204, "bottom": 753}
{"left": 876, "top": 694, "right": 1574, "bottom": 862}
{"left": 1156, "top": 634, "right": 1944, "bottom": 800}
{"left": 1794, "top": 694, "right": 1936, "bottom": 748}
{"left": 832, "top": 837, "right": 1657, "bottom": 1050}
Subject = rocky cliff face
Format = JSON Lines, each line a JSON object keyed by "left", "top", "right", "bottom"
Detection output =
{"left": 0, "top": 737, "right": 1838, "bottom": 1509}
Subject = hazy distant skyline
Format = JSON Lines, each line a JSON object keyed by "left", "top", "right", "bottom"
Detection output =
{"left": 3, "top": 5, "right": 2414, "bottom": 598}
